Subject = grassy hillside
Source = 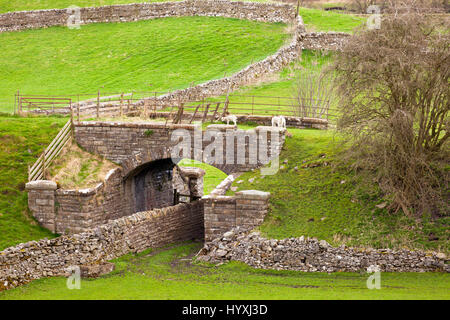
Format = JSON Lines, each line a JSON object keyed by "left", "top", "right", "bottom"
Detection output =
{"left": 195, "top": 50, "right": 336, "bottom": 118}
{"left": 0, "top": 115, "right": 67, "bottom": 250}
{"left": 0, "top": 0, "right": 180, "bottom": 13}
{"left": 226, "top": 127, "right": 449, "bottom": 253}
{"left": 0, "top": 16, "right": 288, "bottom": 112}
{"left": 1, "top": 242, "right": 448, "bottom": 299}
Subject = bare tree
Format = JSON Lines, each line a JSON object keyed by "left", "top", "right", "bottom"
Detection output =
{"left": 332, "top": 6, "right": 449, "bottom": 216}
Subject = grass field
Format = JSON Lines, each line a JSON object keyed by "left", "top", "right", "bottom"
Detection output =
{"left": 0, "top": 242, "right": 448, "bottom": 299}
{"left": 0, "top": 16, "right": 288, "bottom": 112}
{"left": 0, "top": 115, "right": 67, "bottom": 250}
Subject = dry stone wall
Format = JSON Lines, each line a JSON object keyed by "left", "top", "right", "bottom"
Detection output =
{"left": 301, "top": 32, "right": 351, "bottom": 51}
{"left": 0, "top": 201, "right": 204, "bottom": 291}
{"left": 0, "top": 0, "right": 297, "bottom": 33}
{"left": 198, "top": 227, "right": 449, "bottom": 273}
{"left": 142, "top": 112, "right": 329, "bottom": 129}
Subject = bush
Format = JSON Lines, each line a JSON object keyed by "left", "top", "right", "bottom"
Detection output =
{"left": 332, "top": 6, "right": 449, "bottom": 216}
{"left": 291, "top": 52, "right": 334, "bottom": 119}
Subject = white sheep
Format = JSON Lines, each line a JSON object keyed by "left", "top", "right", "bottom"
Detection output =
{"left": 221, "top": 114, "right": 237, "bottom": 126}
{"left": 272, "top": 115, "right": 286, "bottom": 128}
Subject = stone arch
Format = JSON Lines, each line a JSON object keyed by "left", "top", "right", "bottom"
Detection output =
{"left": 121, "top": 147, "right": 173, "bottom": 179}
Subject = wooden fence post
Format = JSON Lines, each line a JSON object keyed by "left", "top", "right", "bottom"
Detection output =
{"left": 96, "top": 90, "right": 100, "bottom": 119}
{"left": 42, "top": 149, "right": 46, "bottom": 179}
{"left": 120, "top": 93, "right": 124, "bottom": 117}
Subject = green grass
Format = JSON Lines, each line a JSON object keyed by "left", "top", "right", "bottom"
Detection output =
{"left": 0, "top": 16, "right": 288, "bottom": 112}
{"left": 178, "top": 159, "right": 228, "bottom": 195}
{"left": 299, "top": 7, "right": 365, "bottom": 33}
{"left": 0, "top": 114, "right": 67, "bottom": 250}
{"left": 1, "top": 242, "right": 448, "bottom": 299}
{"left": 0, "top": 0, "right": 182, "bottom": 13}
{"left": 226, "top": 127, "right": 449, "bottom": 253}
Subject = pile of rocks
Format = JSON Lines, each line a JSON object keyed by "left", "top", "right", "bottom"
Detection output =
{"left": 197, "top": 227, "right": 449, "bottom": 273}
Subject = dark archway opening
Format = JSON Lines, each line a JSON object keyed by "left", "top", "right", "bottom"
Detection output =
{"left": 127, "top": 158, "right": 177, "bottom": 213}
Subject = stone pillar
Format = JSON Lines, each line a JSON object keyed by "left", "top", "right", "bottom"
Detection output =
{"left": 203, "top": 190, "right": 270, "bottom": 242}
{"left": 179, "top": 167, "right": 205, "bottom": 199}
{"left": 203, "top": 195, "right": 236, "bottom": 242}
{"left": 25, "top": 180, "right": 57, "bottom": 233}
{"left": 235, "top": 190, "right": 270, "bottom": 229}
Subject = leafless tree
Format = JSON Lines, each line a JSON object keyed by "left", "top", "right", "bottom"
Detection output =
{"left": 332, "top": 5, "right": 449, "bottom": 216}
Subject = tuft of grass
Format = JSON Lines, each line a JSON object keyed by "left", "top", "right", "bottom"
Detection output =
{"left": 0, "top": 242, "right": 448, "bottom": 300}
{"left": 47, "top": 142, "right": 118, "bottom": 189}
{"left": 0, "top": 16, "right": 288, "bottom": 112}
{"left": 0, "top": 114, "right": 67, "bottom": 250}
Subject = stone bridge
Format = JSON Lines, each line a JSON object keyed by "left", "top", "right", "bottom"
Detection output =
{"left": 74, "top": 121, "right": 286, "bottom": 176}
{"left": 25, "top": 121, "right": 285, "bottom": 235}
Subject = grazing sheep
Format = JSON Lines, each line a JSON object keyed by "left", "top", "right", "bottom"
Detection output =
{"left": 272, "top": 115, "right": 286, "bottom": 128}
{"left": 221, "top": 114, "right": 237, "bottom": 126}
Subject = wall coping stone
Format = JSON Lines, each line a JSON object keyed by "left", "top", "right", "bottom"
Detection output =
{"left": 206, "top": 124, "right": 238, "bottom": 130}
{"left": 179, "top": 167, "right": 206, "bottom": 178}
{"left": 25, "top": 180, "right": 57, "bottom": 190}
{"left": 235, "top": 190, "right": 270, "bottom": 200}
{"left": 203, "top": 195, "right": 236, "bottom": 203}
{"left": 255, "top": 126, "right": 286, "bottom": 133}
{"left": 76, "top": 121, "right": 199, "bottom": 130}
{"left": 208, "top": 173, "right": 237, "bottom": 196}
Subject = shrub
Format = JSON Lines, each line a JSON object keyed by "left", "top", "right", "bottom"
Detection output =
{"left": 291, "top": 52, "right": 334, "bottom": 119}
{"left": 332, "top": 5, "right": 449, "bottom": 216}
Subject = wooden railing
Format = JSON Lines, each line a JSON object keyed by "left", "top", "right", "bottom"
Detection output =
{"left": 28, "top": 119, "right": 73, "bottom": 181}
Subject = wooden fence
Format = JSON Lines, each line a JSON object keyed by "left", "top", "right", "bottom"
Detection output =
{"left": 28, "top": 119, "right": 72, "bottom": 181}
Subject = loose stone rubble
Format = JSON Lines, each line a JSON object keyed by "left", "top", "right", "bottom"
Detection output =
{"left": 197, "top": 227, "right": 449, "bottom": 273}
